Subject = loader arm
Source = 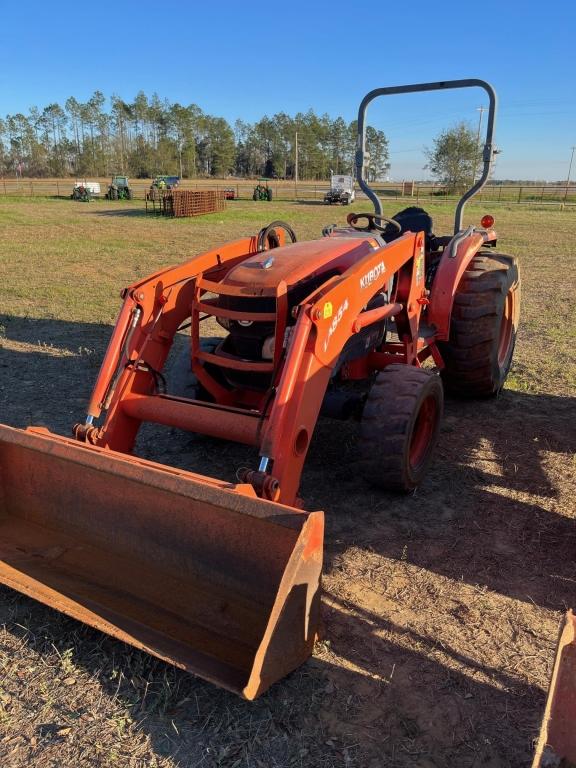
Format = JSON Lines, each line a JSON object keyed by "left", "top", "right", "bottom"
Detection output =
{"left": 260, "top": 230, "right": 425, "bottom": 505}
{"left": 85, "top": 235, "right": 272, "bottom": 451}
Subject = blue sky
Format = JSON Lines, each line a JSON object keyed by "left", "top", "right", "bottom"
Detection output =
{"left": 1, "top": 0, "right": 574, "bottom": 180}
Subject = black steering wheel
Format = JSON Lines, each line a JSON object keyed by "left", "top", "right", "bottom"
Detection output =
{"left": 347, "top": 212, "right": 402, "bottom": 234}
{"left": 257, "top": 220, "right": 297, "bottom": 251}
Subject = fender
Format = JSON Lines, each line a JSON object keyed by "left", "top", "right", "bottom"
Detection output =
{"left": 427, "top": 227, "right": 496, "bottom": 339}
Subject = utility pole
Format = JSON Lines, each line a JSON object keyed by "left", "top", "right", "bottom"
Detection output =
{"left": 564, "top": 146, "right": 575, "bottom": 203}
{"left": 473, "top": 106, "right": 486, "bottom": 182}
{"left": 294, "top": 131, "right": 298, "bottom": 201}
{"left": 294, "top": 131, "right": 298, "bottom": 183}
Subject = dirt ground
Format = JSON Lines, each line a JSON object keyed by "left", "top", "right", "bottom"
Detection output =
{"left": 0, "top": 198, "right": 575, "bottom": 767}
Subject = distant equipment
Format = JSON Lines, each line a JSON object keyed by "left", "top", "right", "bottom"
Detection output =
{"left": 106, "top": 175, "right": 133, "bottom": 200}
{"left": 151, "top": 176, "right": 180, "bottom": 190}
{"left": 324, "top": 174, "right": 355, "bottom": 205}
{"left": 71, "top": 181, "right": 100, "bottom": 202}
{"left": 253, "top": 180, "right": 273, "bottom": 201}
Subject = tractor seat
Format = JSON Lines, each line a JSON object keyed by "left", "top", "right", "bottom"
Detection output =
{"left": 383, "top": 206, "right": 434, "bottom": 244}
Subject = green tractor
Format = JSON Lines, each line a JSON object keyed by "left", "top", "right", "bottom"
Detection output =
{"left": 252, "top": 179, "right": 273, "bottom": 201}
{"left": 106, "top": 175, "right": 133, "bottom": 200}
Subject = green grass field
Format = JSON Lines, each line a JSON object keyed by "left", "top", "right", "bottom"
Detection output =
{"left": 0, "top": 196, "right": 575, "bottom": 767}
{"left": 1, "top": 196, "right": 574, "bottom": 391}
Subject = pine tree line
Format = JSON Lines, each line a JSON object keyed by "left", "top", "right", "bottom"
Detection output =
{"left": 0, "top": 91, "right": 389, "bottom": 181}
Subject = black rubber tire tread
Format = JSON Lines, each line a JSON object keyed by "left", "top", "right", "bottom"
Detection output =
{"left": 438, "top": 252, "right": 520, "bottom": 398}
{"left": 359, "top": 365, "right": 444, "bottom": 492}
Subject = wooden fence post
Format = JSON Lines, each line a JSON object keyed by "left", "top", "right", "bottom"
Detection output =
{"left": 517, "top": 187, "right": 522, "bottom": 203}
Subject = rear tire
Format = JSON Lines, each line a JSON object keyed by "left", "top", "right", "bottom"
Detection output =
{"left": 438, "top": 253, "right": 520, "bottom": 398}
{"left": 266, "top": 188, "right": 273, "bottom": 201}
{"left": 359, "top": 365, "right": 444, "bottom": 492}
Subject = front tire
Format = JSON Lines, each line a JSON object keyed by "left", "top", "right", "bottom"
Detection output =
{"left": 359, "top": 365, "right": 444, "bottom": 492}
{"left": 168, "top": 337, "right": 224, "bottom": 401}
{"left": 438, "top": 253, "right": 520, "bottom": 398}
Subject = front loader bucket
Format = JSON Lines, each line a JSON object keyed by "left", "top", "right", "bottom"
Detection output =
{"left": 0, "top": 424, "right": 323, "bottom": 699}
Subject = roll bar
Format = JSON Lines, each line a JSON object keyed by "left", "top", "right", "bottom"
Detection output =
{"left": 355, "top": 79, "right": 498, "bottom": 234}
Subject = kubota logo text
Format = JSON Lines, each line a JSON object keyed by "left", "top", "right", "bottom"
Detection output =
{"left": 360, "top": 261, "right": 386, "bottom": 289}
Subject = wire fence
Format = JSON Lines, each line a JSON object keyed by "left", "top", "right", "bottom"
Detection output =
{"left": 1, "top": 177, "right": 575, "bottom": 207}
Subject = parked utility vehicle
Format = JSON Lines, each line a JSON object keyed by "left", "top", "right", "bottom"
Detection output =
{"left": 324, "top": 173, "right": 355, "bottom": 205}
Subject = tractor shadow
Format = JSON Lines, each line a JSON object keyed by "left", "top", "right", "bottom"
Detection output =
{"left": 307, "top": 389, "right": 576, "bottom": 614}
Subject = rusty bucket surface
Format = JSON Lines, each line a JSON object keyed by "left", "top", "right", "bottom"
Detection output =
{"left": 0, "top": 424, "right": 323, "bottom": 699}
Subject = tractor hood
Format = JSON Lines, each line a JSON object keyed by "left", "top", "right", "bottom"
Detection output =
{"left": 222, "top": 237, "right": 378, "bottom": 293}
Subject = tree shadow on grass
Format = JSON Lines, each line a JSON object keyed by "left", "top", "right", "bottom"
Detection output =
{"left": 91, "top": 207, "right": 152, "bottom": 218}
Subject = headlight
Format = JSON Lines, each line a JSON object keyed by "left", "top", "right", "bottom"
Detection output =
{"left": 262, "top": 335, "right": 275, "bottom": 360}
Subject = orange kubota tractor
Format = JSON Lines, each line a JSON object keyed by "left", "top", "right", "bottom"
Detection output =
{"left": 0, "top": 80, "right": 522, "bottom": 700}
